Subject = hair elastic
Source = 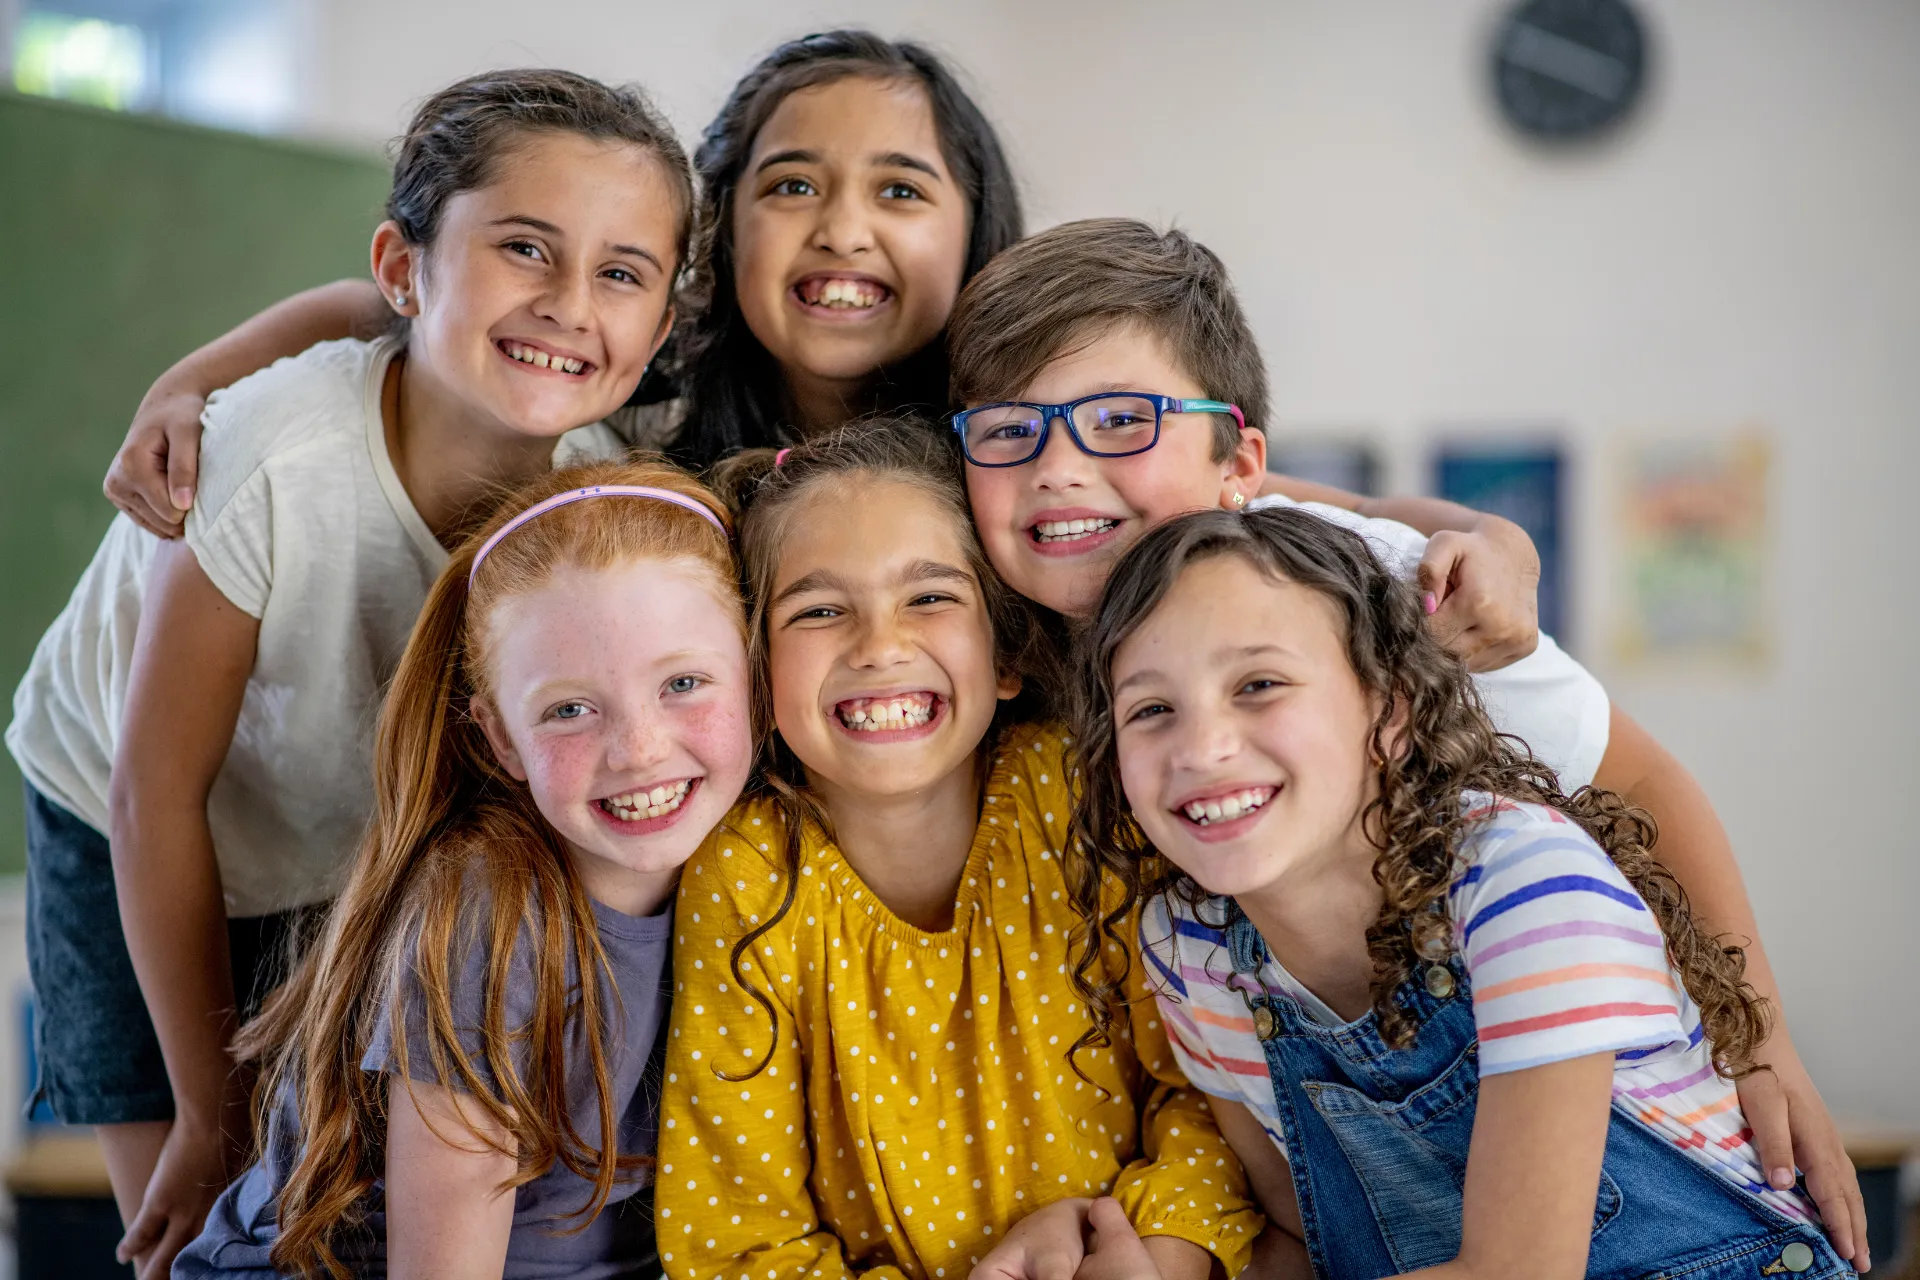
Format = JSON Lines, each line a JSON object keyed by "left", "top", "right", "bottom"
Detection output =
{"left": 774, "top": 447, "right": 792, "bottom": 468}
{"left": 468, "top": 485, "right": 726, "bottom": 588}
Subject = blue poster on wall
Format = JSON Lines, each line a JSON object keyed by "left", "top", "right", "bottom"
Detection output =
{"left": 1434, "top": 442, "right": 1567, "bottom": 647}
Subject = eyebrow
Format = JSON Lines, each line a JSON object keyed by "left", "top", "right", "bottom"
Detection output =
{"left": 752, "top": 148, "right": 944, "bottom": 181}
{"left": 487, "top": 214, "right": 663, "bottom": 272}
{"left": 771, "top": 558, "right": 974, "bottom": 609}
{"left": 1113, "top": 643, "right": 1297, "bottom": 696}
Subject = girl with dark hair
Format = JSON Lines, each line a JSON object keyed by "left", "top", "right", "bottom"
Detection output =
{"left": 6, "top": 70, "right": 692, "bottom": 1277}
{"left": 99, "top": 30, "right": 1023, "bottom": 531}
{"left": 653, "top": 421, "right": 1260, "bottom": 1280}
{"left": 1055, "top": 506, "right": 1854, "bottom": 1278}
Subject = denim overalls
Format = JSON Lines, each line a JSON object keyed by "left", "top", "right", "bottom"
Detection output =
{"left": 1222, "top": 906, "right": 1851, "bottom": 1279}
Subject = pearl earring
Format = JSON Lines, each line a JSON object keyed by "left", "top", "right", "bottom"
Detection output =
{"left": 394, "top": 292, "right": 408, "bottom": 308}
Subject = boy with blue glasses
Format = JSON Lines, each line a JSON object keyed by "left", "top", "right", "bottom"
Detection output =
{"left": 945, "top": 217, "right": 1866, "bottom": 1270}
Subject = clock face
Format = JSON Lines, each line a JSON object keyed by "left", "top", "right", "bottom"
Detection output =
{"left": 1492, "top": 0, "right": 1647, "bottom": 140}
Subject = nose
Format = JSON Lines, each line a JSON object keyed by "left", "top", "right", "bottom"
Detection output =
{"left": 531, "top": 257, "right": 594, "bottom": 331}
{"left": 1168, "top": 708, "right": 1244, "bottom": 773}
{"left": 811, "top": 185, "right": 876, "bottom": 259}
{"left": 847, "top": 610, "right": 917, "bottom": 672}
{"left": 1028, "top": 411, "right": 1093, "bottom": 492}
{"left": 605, "top": 705, "right": 674, "bottom": 774}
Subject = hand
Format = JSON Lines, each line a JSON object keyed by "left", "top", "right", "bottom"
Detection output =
{"left": 1074, "top": 1199, "right": 1162, "bottom": 1280}
{"left": 105, "top": 383, "right": 207, "bottom": 539}
{"left": 1417, "top": 517, "right": 1541, "bottom": 672}
{"left": 970, "top": 1197, "right": 1092, "bottom": 1280}
{"left": 1736, "top": 1043, "right": 1870, "bottom": 1271}
{"left": 115, "top": 1115, "right": 238, "bottom": 1279}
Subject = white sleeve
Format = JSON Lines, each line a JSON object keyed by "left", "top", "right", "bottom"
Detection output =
{"left": 1471, "top": 633, "right": 1611, "bottom": 791}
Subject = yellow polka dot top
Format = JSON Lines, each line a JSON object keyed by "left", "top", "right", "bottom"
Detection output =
{"left": 656, "top": 723, "right": 1258, "bottom": 1280}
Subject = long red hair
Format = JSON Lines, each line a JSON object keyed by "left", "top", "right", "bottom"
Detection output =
{"left": 234, "top": 458, "right": 738, "bottom": 1277}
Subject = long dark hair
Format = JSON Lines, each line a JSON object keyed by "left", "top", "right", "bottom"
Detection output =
{"left": 704, "top": 418, "right": 1060, "bottom": 1078}
{"left": 663, "top": 31, "right": 1024, "bottom": 469}
{"left": 1067, "top": 507, "right": 1770, "bottom": 1075}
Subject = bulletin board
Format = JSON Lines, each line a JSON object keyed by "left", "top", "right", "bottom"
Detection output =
{"left": 0, "top": 91, "right": 388, "bottom": 874}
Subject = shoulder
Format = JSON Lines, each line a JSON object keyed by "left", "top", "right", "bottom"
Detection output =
{"left": 600, "top": 399, "right": 685, "bottom": 452}
{"left": 1245, "top": 495, "right": 1426, "bottom": 579}
{"left": 552, "top": 419, "right": 632, "bottom": 467}
{"left": 1448, "top": 794, "right": 1651, "bottom": 947}
{"left": 1469, "top": 633, "right": 1611, "bottom": 793}
{"left": 678, "top": 795, "right": 809, "bottom": 937}
{"left": 193, "top": 337, "right": 390, "bottom": 518}
{"left": 985, "top": 720, "right": 1076, "bottom": 856}
{"left": 1136, "top": 891, "right": 1228, "bottom": 1000}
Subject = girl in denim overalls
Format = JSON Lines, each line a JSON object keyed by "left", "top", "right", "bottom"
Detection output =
{"left": 1064, "top": 506, "right": 1852, "bottom": 1279}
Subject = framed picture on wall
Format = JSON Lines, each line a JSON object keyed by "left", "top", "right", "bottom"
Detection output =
{"left": 1433, "top": 438, "right": 1569, "bottom": 646}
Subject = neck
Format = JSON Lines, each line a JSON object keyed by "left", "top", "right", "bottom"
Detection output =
{"left": 384, "top": 350, "right": 560, "bottom": 547}
{"left": 779, "top": 363, "right": 874, "bottom": 436}
{"left": 568, "top": 849, "right": 678, "bottom": 919}
{"left": 1232, "top": 821, "right": 1385, "bottom": 1022}
{"left": 811, "top": 754, "right": 985, "bottom": 932}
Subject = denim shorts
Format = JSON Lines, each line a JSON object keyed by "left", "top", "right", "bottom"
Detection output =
{"left": 23, "top": 782, "right": 319, "bottom": 1125}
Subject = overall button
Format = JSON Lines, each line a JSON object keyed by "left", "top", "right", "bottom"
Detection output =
{"left": 1760, "top": 1241, "right": 1816, "bottom": 1274}
{"left": 1423, "top": 965, "right": 1456, "bottom": 999}
{"left": 1253, "top": 1005, "right": 1280, "bottom": 1041}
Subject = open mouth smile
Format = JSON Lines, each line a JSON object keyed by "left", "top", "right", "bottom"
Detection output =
{"left": 596, "top": 777, "right": 698, "bottom": 831}
{"left": 832, "top": 691, "right": 945, "bottom": 740}
{"left": 792, "top": 274, "right": 894, "bottom": 316}
{"left": 1175, "top": 785, "right": 1278, "bottom": 833}
{"left": 498, "top": 339, "right": 593, "bottom": 377}
{"left": 1024, "top": 511, "right": 1126, "bottom": 558}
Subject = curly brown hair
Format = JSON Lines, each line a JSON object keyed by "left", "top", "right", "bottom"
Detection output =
{"left": 1066, "top": 506, "right": 1770, "bottom": 1077}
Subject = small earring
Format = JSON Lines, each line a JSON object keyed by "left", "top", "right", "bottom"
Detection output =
{"left": 1231, "top": 492, "right": 1247, "bottom": 508}
{"left": 393, "top": 292, "right": 408, "bottom": 308}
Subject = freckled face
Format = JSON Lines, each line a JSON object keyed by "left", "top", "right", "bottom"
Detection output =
{"left": 474, "top": 558, "right": 751, "bottom": 904}
{"left": 732, "top": 76, "right": 972, "bottom": 390}
{"left": 1111, "top": 556, "right": 1380, "bottom": 899}
{"left": 765, "top": 479, "right": 1018, "bottom": 807}
{"left": 963, "top": 323, "right": 1266, "bottom": 618}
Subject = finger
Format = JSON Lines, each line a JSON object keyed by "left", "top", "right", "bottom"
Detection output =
{"left": 138, "top": 1222, "right": 191, "bottom": 1280}
{"left": 1739, "top": 1072, "right": 1797, "bottom": 1193}
{"left": 116, "top": 1203, "right": 166, "bottom": 1264}
{"left": 164, "top": 415, "right": 201, "bottom": 515}
{"left": 1029, "top": 1243, "right": 1083, "bottom": 1280}
{"left": 1415, "top": 541, "right": 1463, "bottom": 614}
{"left": 133, "top": 494, "right": 188, "bottom": 540}
{"left": 1803, "top": 1154, "right": 1865, "bottom": 1266}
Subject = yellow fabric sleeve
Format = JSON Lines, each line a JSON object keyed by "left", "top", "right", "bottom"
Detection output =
{"left": 657, "top": 835, "right": 911, "bottom": 1280}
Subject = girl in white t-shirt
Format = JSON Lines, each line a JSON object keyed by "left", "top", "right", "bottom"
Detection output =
{"left": 6, "top": 69, "right": 691, "bottom": 1278}
{"left": 1050, "top": 506, "right": 1854, "bottom": 1278}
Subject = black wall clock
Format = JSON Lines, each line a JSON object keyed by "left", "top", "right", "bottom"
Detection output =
{"left": 1491, "top": 0, "right": 1648, "bottom": 140}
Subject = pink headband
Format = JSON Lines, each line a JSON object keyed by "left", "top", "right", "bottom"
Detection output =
{"left": 468, "top": 485, "right": 726, "bottom": 588}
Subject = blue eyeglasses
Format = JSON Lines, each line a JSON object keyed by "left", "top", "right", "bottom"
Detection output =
{"left": 950, "top": 392, "right": 1246, "bottom": 468}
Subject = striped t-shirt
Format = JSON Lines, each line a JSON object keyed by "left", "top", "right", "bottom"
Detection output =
{"left": 1142, "top": 793, "right": 1813, "bottom": 1222}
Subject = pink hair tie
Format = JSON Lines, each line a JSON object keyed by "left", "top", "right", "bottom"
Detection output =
{"left": 468, "top": 485, "right": 726, "bottom": 588}
{"left": 774, "top": 447, "right": 792, "bottom": 468}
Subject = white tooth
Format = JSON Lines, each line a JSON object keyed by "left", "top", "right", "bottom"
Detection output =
{"left": 1203, "top": 802, "right": 1223, "bottom": 821}
{"left": 1221, "top": 798, "right": 1243, "bottom": 819}
{"left": 530, "top": 350, "right": 548, "bottom": 368}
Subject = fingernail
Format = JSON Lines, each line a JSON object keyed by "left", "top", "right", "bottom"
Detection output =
{"left": 1422, "top": 592, "right": 1438, "bottom": 615}
{"left": 172, "top": 488, "right": 194, "bottom": 511}
{"left": 1769, "top": 1166, "right": 1794, "bottom": 1189}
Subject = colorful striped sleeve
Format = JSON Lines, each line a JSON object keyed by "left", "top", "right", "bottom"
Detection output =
{"left": 1450, "top": 800, "right": 1690, "bottom": 1076}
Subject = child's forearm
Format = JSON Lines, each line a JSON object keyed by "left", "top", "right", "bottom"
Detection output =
{"left": 151, "top": 279, "right": 387, "bottom": 403}
{"left": 1260, "top": 474, "right": 1521, "bottom": 544}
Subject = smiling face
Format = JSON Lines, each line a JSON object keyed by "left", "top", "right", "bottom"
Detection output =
{"left": 378, "top": 130, "right": 682, "bottom": 443}
{"left": 1111, "top": 554, "right": 1382, "bottom": 902}
{"left": 732, "top": 76, "right": 972, "bottom": 409}
{"left": 473, "top": 557, "right": 751, "bottom": 914}
{"left": 963, "top": 322, "right": 1267, "bottom": 618}
{"left": 764, "top": 477, "right": 1016, "bottom": 810}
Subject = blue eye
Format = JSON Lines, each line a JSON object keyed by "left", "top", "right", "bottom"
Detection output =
{"left": 666, "top": 675, "right": 702, "bottom": 695}
{"left": 552, "top": 701, "right": 588, "bottom": 720}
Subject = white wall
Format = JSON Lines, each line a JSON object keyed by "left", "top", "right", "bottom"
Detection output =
{"left": 282, "top": 1, "right": 1920, "bottom": 1127}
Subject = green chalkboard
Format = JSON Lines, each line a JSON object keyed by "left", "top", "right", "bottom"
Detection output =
{"left": 0, "top": 91, "right": 388, "bottom": 874}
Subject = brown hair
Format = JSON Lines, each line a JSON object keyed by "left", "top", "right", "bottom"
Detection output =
{"left": 1067, "top": 506, "right": 1770, "bottom": 1077}
{"left": 948, "top": 218, "right": 1269, "bottom": 461}
{"left": 387, "top": 68, "right": 694, "bottom": 269}
{"left": 235, "top": 459, "right": 738, "bottom": 1278}
{"left": 705, "top": 417, "right": 1061, "bottom": 1078}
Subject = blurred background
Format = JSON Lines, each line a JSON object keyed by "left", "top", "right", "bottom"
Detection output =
{"left": 2, "top": 0, "right": 1916, "bottom": 1273}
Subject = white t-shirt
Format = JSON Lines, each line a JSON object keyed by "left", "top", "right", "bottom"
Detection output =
{"left": 6, "top": 337, "right": 625, "bottom": 916}
{"left": 1247, "top": 494, "right": 1610, "bottom": 790}
{"left": 1142, "top": 794, "right": 1815, "bottom": 1223}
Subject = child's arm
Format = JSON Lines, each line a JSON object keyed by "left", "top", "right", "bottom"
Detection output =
{"left": 1206, "top": 1098, "right": 1311, "bottom": 1279}
{"left": 1406, "top": 1052, "right": 1618, "bottom": 1279}
{"left": 385, "top": 1079, "right": 518, "bottom": 1279}
{"left": 107, "top": 541, "right": 261, "bottom": 1279}
{"left": 1592, "top": 707, "right": 1868, "bottom": 1265}
{"left": 1260, "top": 474, "right": 1540, "bottom": 673}
{"left": 657, "top": 858, "right": 911, "bottom": 1280}
{"left": 106, "top": 280, "right": 389, "bottom": 538}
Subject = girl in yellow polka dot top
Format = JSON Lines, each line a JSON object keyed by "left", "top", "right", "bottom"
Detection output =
{"left": 656, "top": 422, "right": 1259, "bottom": 1280}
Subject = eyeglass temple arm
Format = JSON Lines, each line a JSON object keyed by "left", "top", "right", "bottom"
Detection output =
{"left": 1177, "top": 399, "right": 1246, "bottom": 431}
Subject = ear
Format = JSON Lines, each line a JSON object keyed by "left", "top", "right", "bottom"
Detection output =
{"left": 1218, "top": 426, "right": 1269, "bottom": 510}
{"left": 370, "top": 220, "right": 420, "bottom": 318}
{"left": 1371, "top": 690, "right": 1413, "bottom": 768}
{"left": 471, "top": 697, "right": 530, "bottom": 782}
{"left": 996, "top": 670, "right": 1024, "bottom": 703}
{"left": 646, "top": 303, "right": 676, "bottom": 362}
